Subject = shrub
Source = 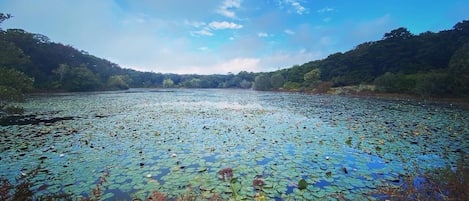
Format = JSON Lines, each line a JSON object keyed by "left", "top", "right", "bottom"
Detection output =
{"left": 282, "top": 81, "right": 301, "bottom": 90}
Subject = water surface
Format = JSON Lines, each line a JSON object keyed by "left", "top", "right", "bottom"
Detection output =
{"left": 1, "top": 89, "right": 467, "bottom": 200}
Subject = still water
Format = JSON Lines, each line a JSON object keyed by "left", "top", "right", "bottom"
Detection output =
{"left": 1, "top": 89, "right": 467, "bottom": 200}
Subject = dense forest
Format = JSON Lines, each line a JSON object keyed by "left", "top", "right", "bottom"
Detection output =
{"left": 1, "top": 12, "right": 469, "bottom": 114}
{"left": 253, "top": 21, "right": 469, "bottom": 97}
{"left": 0, "top": 14, "right": 256, "bottom": 92}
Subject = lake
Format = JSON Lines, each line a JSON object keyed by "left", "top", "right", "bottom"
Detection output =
{"left": 1, "top": 89, "right": 468, "bottom": 200}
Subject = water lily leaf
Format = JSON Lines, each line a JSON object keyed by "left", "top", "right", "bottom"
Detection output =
{"left": 298, "top": 179, "right": 307, "bottom": 190}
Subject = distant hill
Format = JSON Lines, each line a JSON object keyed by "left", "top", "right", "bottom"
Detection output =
{"left": 0, "top": 13, "right": 255, "bottom": 92}
{"left": 253, "top": 20, "right": 469, "bottom": 97}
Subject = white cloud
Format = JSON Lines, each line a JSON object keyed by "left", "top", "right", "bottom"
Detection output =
{"left": 217, "top": 0, "right": 241, "bottom": 18}
{"left": 164, "top": 57, "right": 261, "bottom": 75}
{"left": 198, "top": 46, "right": 209, "bottom": 51}
{"left": 284, "top": 29, "right": 295, "bottom": 35}
{"left": 217, "top": 57, "right": 261, "bottom": 73}
{"left": 209, "top": 21, "right": 243, "bottom": 29}
{"left": 184, "top": 20, "right": 206, "bottom": 28}
{"left": 282, "top": 0, "right": 308, "bottom": 15}
{"left": 317, "top": 7, "right": 334, "bottom": 14}
{"left": 258, "top": 32, "right": 269, "bottom": 37}
{"left": 191, "top": 28, "right": 214, "bottom": 36}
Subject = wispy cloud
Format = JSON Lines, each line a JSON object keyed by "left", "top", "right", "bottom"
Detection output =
{"left": 191, "top": 28, "right": 214, "bottom": 36}
{"left": 198, "top": 46, "right": 209, "bottom": 51}
{"left": 184, "top": 20, "right": 206, "bottom": 28}
{"left": 217, "top": 0, "right": 241, "bottom": 18}
{"left": 209, "top": 21, "right": 243, "bottom": 29}
{"left": 258, "top": 32, "right": 269, "bottom": 37}
{"left": 281, "top": 0, "right": 308, "bottom": 15}
{"left": 284, "top": 29, "right": 295, "bottom": 35}
{"left": 190, "top": 21, "right": 242, "bottom": 37}
{"left": 317, "top": 7, "right": 334, "bottom": 14}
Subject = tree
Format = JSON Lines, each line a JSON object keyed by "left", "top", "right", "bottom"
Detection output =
{"left": 383, "top": 27, "right": 413, "bottom": 40}
{"left": 60, "top": 64, "right": 101, "bottom": 91}
{"left": 163, "top": 78, "right": 174, "bottom": 88}
{"left": 239, "top": 80, "right": 252, "bottom": 89}
{"left": 304, "top": 68, "right": 321, "bottom": 87}
{"left": 270, "top": 73, "right": 284, "bottom": 89}
{"left": 0, "top": 67, "right": 34, "bottom": 114}
{"left": 0, "top": 40, "right": 31, "bottom": 71}
{"left": 107, "top": 75, "right": 130, "bottom": 90}
{"left": 286, "top": 65, "right": 304, "bottom": 83}
{"left": 0, "top": 13, "right": 12, "bottom": 28}
{"left": 448, "top": 44, "right": 469, "bottom": 96}
{"left": 53, "top": 64, "right": 69, "bottom": 83}
{"left": 253, "top": 74, "right": 272, "bottom": 91}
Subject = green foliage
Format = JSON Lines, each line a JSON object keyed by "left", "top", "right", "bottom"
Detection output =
{"left": 254, "top": 74, "right": 272, "bottom": 91}
{"left": 0, "top": 40, "right": 31, "bottom": 70}
{"left": 383, "top": 27, "right": 414, "bottom": 40}
{"left": 270, "top": 73, "right": 284, "bottom": 89}
{"left": 162, "top": 78, "right": 174, "bottom": 88}
{"left": 374, "top": 72, "right": 414, "bottom": 93}
{"left": 413, "top": 71, "right": 453, "bottom": 96}
{"left": 107, "top": 75, "right": 130, "bottom": 90}
{"left": 56, "top": 64, "right": 102, "bottom": 91}
{"left": 304, "top": 68, "right": 321, "bottom": 87}
{"left": 0, "top": 13, "right": 12, "bottom": 28}
{"left": 181, "top": 78, "right": 203, "bottom": 88}
{"left": 298, "top": 179, "right": 307, "bottom": 190}
{"left": 285, "top": 65, "right": 304, "bottom": 83}
{"left": 0, "top": 68, "right": 34, "bottom": 96}
{"left": 282, "top": 82, "right": 301, "bottom": 90}
{"left": 0, "top": 67, "right": 34, "bottom": 115}
{"left": 239, "top": 79, "right": 252, "bottom": 89}
{"left": 374, "top": 71, "right": 464, "bottom": 97}
{"left": 448, "top": 44, "right": 469, "bottom": 96}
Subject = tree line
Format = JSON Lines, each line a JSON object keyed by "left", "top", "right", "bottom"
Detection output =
{"left": 252, "top": 21, "right": 469, "bottom": 97}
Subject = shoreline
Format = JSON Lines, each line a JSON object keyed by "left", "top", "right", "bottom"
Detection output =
{"left": 332, "top": 91, "right": 469, "bottom": 110}
{"left": 28, "top": 87, "right": 469, "bottom": 110}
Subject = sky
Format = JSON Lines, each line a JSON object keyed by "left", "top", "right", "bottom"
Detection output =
{"left": 1, "top": 0, "right": 468, "bottom": 74}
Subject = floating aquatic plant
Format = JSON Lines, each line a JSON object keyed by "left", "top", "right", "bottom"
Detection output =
{"left": 345, "top": 136, "right": 352, "bottom": 147}
{"left": 252, "top": 178, "right": 265, "bottom": 190}
{"left": 218, "top": 168, "right": 233, "bottom": 182}
{"left": 1, "top": 89, "right": 467, "bottom": 200}
{"left": 298, "top": 179, "right": 307, "bottom": 190}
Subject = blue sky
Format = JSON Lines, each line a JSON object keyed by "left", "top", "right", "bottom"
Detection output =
{"left": 1, "top": 0, "right": 468, "bottom": 74}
